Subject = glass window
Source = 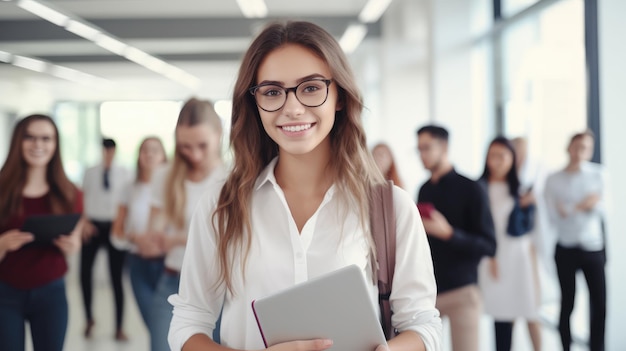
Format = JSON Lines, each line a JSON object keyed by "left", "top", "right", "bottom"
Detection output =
{"left": 55, "top": 102, "right": 101, "bottom": 184}
{"left": 501, "top": 0, "right": 586, "bottom": 172}
{"left": 99, "top": 101, "right": 182, "bottom": 171}
{"left": 503, "top": 0, "right": 540, "bottom": 17}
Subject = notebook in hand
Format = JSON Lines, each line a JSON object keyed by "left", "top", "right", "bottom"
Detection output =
{"left": 251, "top": 264, "right": 387, "bottom": 350}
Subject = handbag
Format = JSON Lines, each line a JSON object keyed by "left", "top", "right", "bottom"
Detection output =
{"left": 369, "top": 180, "right": 396, "bottom": 340}
{"left": 506, "top": 197, "right": 535, "bottom": 237}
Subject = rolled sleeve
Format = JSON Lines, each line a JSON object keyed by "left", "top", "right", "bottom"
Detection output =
{"left": 389, "top": 187, "right": 442, "bottom": 351}
{"left": 168, "top": 191, "right": 225, "bottom": 351}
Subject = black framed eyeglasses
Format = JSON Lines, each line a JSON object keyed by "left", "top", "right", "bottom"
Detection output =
{"left": 249, "top": 78, "right": 333, "bottom": 112}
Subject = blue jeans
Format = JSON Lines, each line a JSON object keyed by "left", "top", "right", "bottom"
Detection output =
{"left": 0, "top": 278, "right": 68, "bottom": 351}
{"left": 150, "top": 272, "right": 180, "bottom": 351}
{"left": 128, "top": 254, "right": 164, "bottom": 328}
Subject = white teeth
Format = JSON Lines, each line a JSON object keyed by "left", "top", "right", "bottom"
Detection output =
{"left": 282, "top": 123, "right": 312, "bottom": 132}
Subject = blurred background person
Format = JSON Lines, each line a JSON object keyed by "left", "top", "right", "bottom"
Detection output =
{"left": 478, "top": 136, "right": 541, "bottom": 351}
{"left": 147, "top": 98, "right": 228, "bottom": 351}
{"left": 80, "top": 137, "right": 131, "bottom": 341}
{"left": 111, "top": 136, "right": 167, "bottom": 338}
{"left": 416, "top": 125, "right": 496, "bottom": 351}
{"left": 372, "top": 142, "right": 404, "bottom": 189}
{"left": 0, "top": 114, "right": 84, "bottom": 351}
{"left": 544, "top": 130, "right": 607, "bottom": 351}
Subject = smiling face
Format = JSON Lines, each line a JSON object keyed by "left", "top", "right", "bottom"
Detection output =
{"left": 21, "top": 119, "right": 57, "bottom": 170}
{"left": 255, "top": 43, "right": 339, "bottom": 158}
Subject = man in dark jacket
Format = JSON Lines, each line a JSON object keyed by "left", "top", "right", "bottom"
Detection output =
{"left": 416, "top": 125, "right": 496, "bottom": 351}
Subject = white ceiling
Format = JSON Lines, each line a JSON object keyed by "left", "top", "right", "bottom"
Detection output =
{"left": 0, "top": 0, "right": 387, "bottom": 101}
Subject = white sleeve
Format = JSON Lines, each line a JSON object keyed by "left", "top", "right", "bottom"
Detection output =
{"left": 151, "top": 165, "right": 168, "bottom": 209}
{"left": 168, "top": 188, "right": 225, "bottom": 351}
{"left": 119, "top": 181, "right": 133, "bottom": 206}
{"left": 389, "top": 186, "right": 442, "bottom": 351}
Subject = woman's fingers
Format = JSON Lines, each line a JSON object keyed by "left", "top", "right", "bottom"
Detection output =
{"left": 0, "top": 231, "right": 34, "bottom": 252}
{"left": 375, "top": 345, "right": 391, "bottom": 351}
{"left": 54, "top": 234, "right": 81, "bottom": 255}
{"left": 268, "top": 339, "right": 333, "bottom": 351}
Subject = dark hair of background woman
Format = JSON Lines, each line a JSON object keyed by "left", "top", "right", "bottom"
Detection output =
{"left": 480, "top": 136, "right": 520, "bottom": 197}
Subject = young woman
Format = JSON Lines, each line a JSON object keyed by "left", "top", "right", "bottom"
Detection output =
{"left": 478, "top": 137, "right": 541, "bottom": 351}
{"left": 372, "top": 142, "right": 404, "bottom": 189}
{"left": 148, "top": 98, "right": 228, "bottom": 351}
{"left": 111, "top": 136, "right": 167, "bottom": 331}
{"left": 0, "top": 114, "right": 84, "bottom": 351}
{"left": 168, "top": 21, "right": 441, "bottom": 351}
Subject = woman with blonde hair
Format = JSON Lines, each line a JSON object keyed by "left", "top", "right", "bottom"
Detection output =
{"left": 148, "top": 98, "right": 228, "bottom": 351}
{"left": 168, "top": 21, "right": 441, "bottom": 351}
{"left": 0, "top": 114, "right": 84, "bottom": 351}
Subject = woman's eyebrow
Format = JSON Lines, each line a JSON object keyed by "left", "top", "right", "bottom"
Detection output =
{"left": 257, "top": 73, "right": 326, "bottom": 86}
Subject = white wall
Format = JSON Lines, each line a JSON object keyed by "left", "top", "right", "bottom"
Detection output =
{"left": 598, "top": 0, "right": 626, "bottom": 349}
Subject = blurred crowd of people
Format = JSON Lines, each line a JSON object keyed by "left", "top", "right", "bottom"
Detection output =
{"left": 0, "top": 20, "right": 607, "bottom": 351}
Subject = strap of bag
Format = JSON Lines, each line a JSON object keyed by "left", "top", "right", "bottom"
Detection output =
{"left": 369, "top": 180, "right": 396, "bottom": 340}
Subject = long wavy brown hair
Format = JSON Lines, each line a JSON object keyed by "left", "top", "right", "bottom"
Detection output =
{"left": 164, "top": 98, "right": 223, "bottom": 230}
{"left": 213, "top": 21, "right": 385, "bottom": 293}
{"left": 0, "top": 114, "right": 78, "bottom": 226}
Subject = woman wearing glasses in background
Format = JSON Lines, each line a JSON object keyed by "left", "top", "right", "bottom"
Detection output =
{"left": 0, "top": 114, "right": 84, "bottom": 351}
{"left": 148, "top": 98, "right": 228, "bottom": 351}
{"left": 168, "top": 21, "right": 442, "bottom": 351}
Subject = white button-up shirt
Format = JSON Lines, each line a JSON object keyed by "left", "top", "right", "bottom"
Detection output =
{"left": 82, "top": 163, "right": 131, "bottom": 221}
{"left": 168, "top": 158, "right": 442, "bottom": 351}
{"left": 544, "top": 161, "right": 606, "bottom": 251}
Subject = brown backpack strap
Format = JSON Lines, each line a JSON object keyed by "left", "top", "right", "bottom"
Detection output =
{"left": 369, "top": 180, "right": 396, "bottom": 340}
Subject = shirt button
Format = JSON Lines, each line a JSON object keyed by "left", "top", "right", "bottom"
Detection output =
{"left": 296, "top": 252, "right": 304, "bottom": 259}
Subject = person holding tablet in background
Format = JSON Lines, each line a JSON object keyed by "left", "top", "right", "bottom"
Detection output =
{"left": 168, "top": 21, "right": 442, "bottom": 351}
{"left": 0, "top": 114, "right": 84, "bottom": 351}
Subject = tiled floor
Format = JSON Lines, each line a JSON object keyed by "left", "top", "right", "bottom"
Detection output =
{"left": 25, "top": 253, "right": 592, "bottom": 351}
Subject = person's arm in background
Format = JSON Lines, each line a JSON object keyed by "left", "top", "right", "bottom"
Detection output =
{"left": 425, "top": 181, "right": 496, "bottom": 259}
{"left": 0, "top": 230, "right": 34, "bottom": 262}
{"left": 54, "top": 189, "right": 85, "bottom": 255}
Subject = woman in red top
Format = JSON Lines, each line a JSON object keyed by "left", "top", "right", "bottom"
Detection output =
{"left": 0, "top": 114, "right": 84, "bottom": 351}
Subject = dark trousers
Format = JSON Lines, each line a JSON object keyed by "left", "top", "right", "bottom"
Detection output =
{"left": 555, "top": 244, "right": 606, "bottom": 351}
{"left": 0, "top": 278, "right": 68, "bottom": 351}
{"left": 494, "top": 321, "right": 513, "bottom": 351}
{"left": 80, "top": 220, "right": 126, "bottom": 330}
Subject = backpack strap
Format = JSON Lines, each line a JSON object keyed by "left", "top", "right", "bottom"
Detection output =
{"left": 369, "top": 180, "right": 396, "bottom": 340}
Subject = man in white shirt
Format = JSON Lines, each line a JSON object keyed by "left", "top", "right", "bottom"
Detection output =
{"left": 80, "top": 138, "right": 131, "bottom": 341}
{"left": 544, "top": 130, "right": 606, "bottom": 351}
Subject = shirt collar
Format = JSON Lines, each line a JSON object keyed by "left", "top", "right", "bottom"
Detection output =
{"left": 253, "top": 156, "right": 337, "bottom": 199}
{"left": 255, "top": 157, "right": 279, "bottom": 191}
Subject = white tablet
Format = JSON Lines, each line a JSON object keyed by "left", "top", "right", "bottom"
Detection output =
{"left": 251, "top": 264, "right": 388, "bottom": 350}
